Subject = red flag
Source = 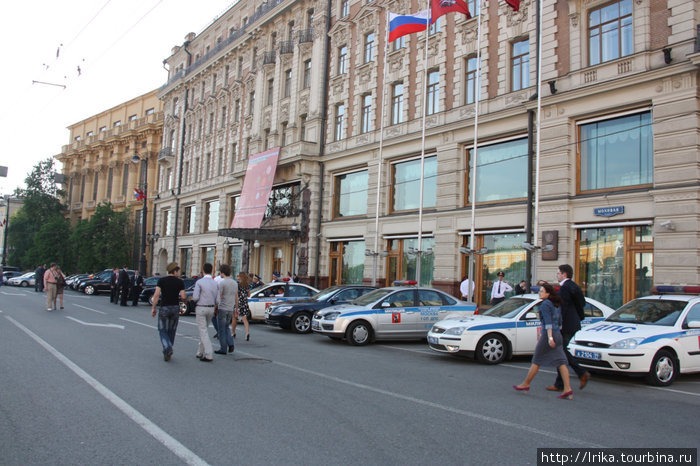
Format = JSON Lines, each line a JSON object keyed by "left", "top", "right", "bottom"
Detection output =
{"left": 134, "top": 188, "right": 146, "bottom": 201}
{"left": 504, "top": 0, "right": 519, "bottom": 11}
{"left": 431, "top": 0, "right": 471, "bottom": 23}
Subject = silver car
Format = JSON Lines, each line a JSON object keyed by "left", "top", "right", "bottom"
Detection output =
{"left": 312, "top": 285, "right": 477, "bottom": 345}
{"left": 7, "top": 272, "right": 36, "bottom": 287}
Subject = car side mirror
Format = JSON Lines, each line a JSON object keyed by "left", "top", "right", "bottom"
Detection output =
{"left": 524, "top": 312, "right": 538, "bottom": 320}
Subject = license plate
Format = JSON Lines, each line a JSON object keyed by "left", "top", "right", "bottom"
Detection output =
{"left": 312, "top": 321, "right": 320, "bottom": 330}
{"left": 428, "top": 336, "right": 439, "bottom": 344}
{"left": 575, "top": 349, "right": 601, "bottom": 360}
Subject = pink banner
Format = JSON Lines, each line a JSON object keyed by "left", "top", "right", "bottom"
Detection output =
{"left": 231, "top": 147, "right": 280, "bottom": 229}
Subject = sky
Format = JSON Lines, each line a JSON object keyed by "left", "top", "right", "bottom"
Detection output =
{"left": 0, "top": 0, "right": 237, "bottom": 197}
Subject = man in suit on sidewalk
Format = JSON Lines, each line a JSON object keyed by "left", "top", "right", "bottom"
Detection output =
{"left": 118, "top": 266, "right": 131, "bottom": 306}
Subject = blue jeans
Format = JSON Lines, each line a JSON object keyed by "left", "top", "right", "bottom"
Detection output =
{"left": 217, "top": 310, "right": 234, "bottom": 351}
{"left": 158, "top": 305, "right": 180, "bottom": 355}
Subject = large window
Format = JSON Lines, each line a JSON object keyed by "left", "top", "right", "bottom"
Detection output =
{"left": 360, "top": 94, "right": 372, "bottom": 134}
{"left": 391, "top": 83, "right": 404, "bottom": 125}
{"left": 426, "top": 70, "right": 439, "bottom": 115}
{"left": 303, "top": 59, "right": 312, "bottom": 89}
{"left": 329, "top": 240, "right": 366, "bottom": 285}
{"left": 364, "top": 33, "right": 375, "bottom": 63}
{"left": 386, "top": 237, "right": 435, "bottom": 287}
{"left": 162, "top": 210, "right": 172, "bottom": 236}
{"left": 204, "top": 200, "right": 219, "bottom": 232}
{"left": 334, "top": 104, "right": 345, "bottom": 141}
{"left": 121, "top": 164, "right": 129, "bottom": 196}
{"left": 180, "top": 248, "right": 192, "bottom": 278}
{"left": 579, "top": 111, "right": 652, "bottom": 192}
{"left": 588, "top": 0, "right": 632, "bottom": 66}
{"left": 201, "top": 246, "right": 216, "bottom": 271}
{"left": 338, "top": 46, "right": 348, "bottom": 74}
{"left": 392, "top": 155, "right": 437, "bottom": 212}
{"left": 183, "top": 205, "right": 196, "bottom": 234}
{"left": 466, "top": 138, "right": 527, "bottom": 203}
{"left": 334, "top": 170, "right": 368, "bottom": 217}
{"left": 511, "top": 39, "right": 529, "bottom": 91}
{"left": 465, "top": 56, "right": 478, "bottom": 104}
{"left": 284, "top": 69, "right": 292, "bottom": 98}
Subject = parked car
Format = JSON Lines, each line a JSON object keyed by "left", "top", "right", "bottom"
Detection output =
{"left": 247, "top": 281, "right": 320, "bottom": 320}
{"left": 2, "top": 271, "right": 23, "bottom": 281}
{"left": 73, "top": 270, "right": 111, "bottom": 291}
{"left": 266, "top": 285, "right": 377, "bottom": 333}
{"left": 140, "top": 277, "right": 196, "bottom": 304}
{"left": 312, "top": 282, "right": 477, "bottom": 345}
{"left": 7, "top": 272, "right": 36, "bottom": 287}
{"left": 80, "top": 270, "right": 134, "bottom": 295}
{"left": 427, "top": 294, "right": 614, "bottom": 364}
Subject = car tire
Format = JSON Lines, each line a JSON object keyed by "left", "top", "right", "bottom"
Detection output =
{"left": 20, "top": 281, "right": 28, "bottom": 287}
{"left": 646, "top": 349, "right": 677, "bottom": 386}
{"left": 84, "top": 285, "right": 95, "bottom": 295}
{"left": 290, "top": 312, "right": 312, "bottom": 334}
{"left": 475, "top": 333, "right": 508, "bottom": 364}
{"left": 346, "top": 321, "right": 372, "bottom": 346}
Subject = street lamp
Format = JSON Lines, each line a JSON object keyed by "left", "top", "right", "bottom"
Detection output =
{"left": 1, "top": 195, "right": 10, "bottom": 267}
{"left": 131, "top": 153, "right": 148, "bottom": 275}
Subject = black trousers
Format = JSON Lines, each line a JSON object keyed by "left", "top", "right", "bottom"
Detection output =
{"left": 554, "top": 332, "right": 587, "bottom": 388}
{"left": 131, "top": 287, "right": 142, "bottom": 306}
{"left": 119, "top": 286, "right": 130, "bottom": 305}
{"left": 110, "top": 286, "right": 118, "bottom": 303}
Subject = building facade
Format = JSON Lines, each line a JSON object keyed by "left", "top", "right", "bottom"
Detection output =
{"left": 154, "top": 0, "right": 699, "bottom": 308}
{"left": 55, "top": 90, "right": 163, "bottom": 272}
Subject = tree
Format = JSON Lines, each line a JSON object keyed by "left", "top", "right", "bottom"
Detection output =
{"left": 70, "top": 203, "right": 135, "bottom": 272}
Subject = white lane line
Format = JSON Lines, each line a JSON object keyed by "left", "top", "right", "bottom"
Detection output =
{"left": 120, "top": 318, "right": 156, "bottom": 329}
{"left": 382, "top": 345, "right": 434, "bottom": 355}
{"left": 65, "top": 316, "right": 125, "bottom": 329}
{"left": 74, "top": 304, "right": 107, "bottom": 315}
{"left": 5, "top": 315, "right": 210, "bottom": 466}
{"left": 646, "top": 385, "right": 700, "bottom": 397}
{"left": 501, "top": 363, "right": 557, "bottom": 375}
{"left": 1, "top": 291, "right": 26, "bottom": 296}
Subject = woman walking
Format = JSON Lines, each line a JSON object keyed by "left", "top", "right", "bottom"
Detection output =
{"left": 513, "top": 283, "right": 574, "bottom": 399}
{"left": 234, "top": 271, "right": 251, "bottom": 341}
{"left": 56, "top": 266, "right": 67, "bottom": 309}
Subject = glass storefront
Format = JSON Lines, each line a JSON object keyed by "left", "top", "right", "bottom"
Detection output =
{"left": 329, "top": 240, "right": 365, "bottom": 285}
{"left": 387, "top": 237, "right": 435, "bottom": 286}
{"left": 480, "top": 233, "right": 527, "bottom": 305}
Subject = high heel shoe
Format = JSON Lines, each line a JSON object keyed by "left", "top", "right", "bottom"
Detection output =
{"left": 557, "top": 390, "right": 574, "bottom": 400}
{"left": 512, "top": 385, "right": 530, "bottom": 393}
{"left": 246, "top": 333, "right": 250, "bottom": 341}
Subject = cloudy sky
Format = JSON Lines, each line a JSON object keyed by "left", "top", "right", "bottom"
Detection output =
{"left": 0, "top": 0, "right": 236, "bottom": 196}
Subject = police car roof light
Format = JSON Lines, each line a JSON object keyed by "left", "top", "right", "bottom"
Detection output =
{"left": 651, "top": 285, "right": 700, "bottom": 295}
{"left": 393, "top": 280, "right": 418, "bottom": 286}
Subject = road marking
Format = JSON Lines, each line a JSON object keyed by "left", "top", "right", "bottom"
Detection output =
{"left": 74, "top": 304, "right": 107, "bottom": 315}
{"left": 383, "top": 345, "right": 433, "bottom": 355}
{"left": 1, "top": 290, "right": 26, "bottom": 296}
{"left": 5, "top": 315, "right": 210, "bottom": 466}
{"left": 646, "top": 385, "right": 700, "bottom": 397}
{"left": 501, "top": 363, "right": 557, "bottom": 375}
{"left": 65, "top": 316, "right": 124, "bottom": 329}
{"left": 120, "top": 318, "right": 155, "bottom": 329}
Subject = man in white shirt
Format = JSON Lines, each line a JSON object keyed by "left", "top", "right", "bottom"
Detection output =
{"left": 460, "top": 275, "right": 475, "bottom": 301}
{"left": 490, "top": 271, "right": 512, "bottom": 305}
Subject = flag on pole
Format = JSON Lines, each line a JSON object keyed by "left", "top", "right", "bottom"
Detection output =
{"left": 430, "top": 0, "right": 471, "bottom": 24}
{"left": 504, "top": 0, "right": 520, "bottom": 11}
{"left": 134, "top": 188, "right": 146, "bottom": 201}
{"left": 388, "top": 10, "right": 431, "bottom": 42}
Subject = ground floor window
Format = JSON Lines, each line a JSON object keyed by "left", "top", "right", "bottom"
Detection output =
{"left": 201, "top": 246, "right": 216, "bottom": 272}
{"left": 576, "top": 224, "right": 653, "bottom": 309}
{"left": 227, "top": 244, "right": 243, "bottom": 277}
{"left": 180, "top": 248, "right": 192, "bottom": 278}
{"left": 329, "top": 240, "right": 365, "bottom": 285}
{"left": 386, "top": 237, "right": 435, "bottom": 287}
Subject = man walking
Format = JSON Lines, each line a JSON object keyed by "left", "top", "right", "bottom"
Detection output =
{"left": 214, "top": 264, "right": 238, "bottom": 355}
{"left": 151, "top": 262, "right": 186, "bottom": 361}
{"left": 490, "top": 271, "right": 512, "bottom": 305}
{"left": 547, "top": 264, "right": 590, "bottom": 392}
{"left": 193, "top": 263, "right": 220, "bottom": 362}
{"left": 118, "top": 266, "right": 130, "bottom": 306}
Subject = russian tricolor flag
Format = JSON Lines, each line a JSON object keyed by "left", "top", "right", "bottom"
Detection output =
{"left": 388, "top": 10, "right": 431, "bottom": 42}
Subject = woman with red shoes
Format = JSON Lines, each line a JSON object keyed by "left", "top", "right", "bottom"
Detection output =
{"left": 513, "top": 283, "right": 574, "bottom": 399}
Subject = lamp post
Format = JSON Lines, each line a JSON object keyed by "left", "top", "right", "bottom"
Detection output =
{"left": 131, "top": 153, "right": 148, "bottom": 275}
{"left": 1, "top": 195, "right": 9, "bottom": 267}
{"left": 146, "top": 232, "right": 160, "bottom": 276}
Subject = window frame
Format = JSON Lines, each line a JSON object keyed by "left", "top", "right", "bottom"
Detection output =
{"left": 587, "top": 0, "right": 633, "bottom": 66}
{"left": 389, "top": 154, "right": 438, "bottom": 214}
{"left": 511, "top": 38, "right": 530, "bottom": 92}
{"left": 333, "top": 168, "right": 369, "bottom": 219}
{"left": 391, "top": 82, "right": 404, "bottom": 125}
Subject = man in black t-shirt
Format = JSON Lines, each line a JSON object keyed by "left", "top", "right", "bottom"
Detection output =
{"left": 151, "top": 262, "right": 186, "bottom": 361}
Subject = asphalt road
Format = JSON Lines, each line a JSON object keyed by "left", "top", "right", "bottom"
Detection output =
{"left": 1, "top": 286, "right": 699, "bottom": 466}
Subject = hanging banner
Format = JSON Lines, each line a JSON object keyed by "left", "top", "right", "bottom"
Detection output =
{"left": 231, "top": 147, "right": 280, "bottom": 229}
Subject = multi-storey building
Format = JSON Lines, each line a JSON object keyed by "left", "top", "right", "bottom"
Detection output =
{"left": 55, "top": 90, "right": 163, "bottom": 271}
{"left": 156, "top": 0, "right": 700, "bottom": 309}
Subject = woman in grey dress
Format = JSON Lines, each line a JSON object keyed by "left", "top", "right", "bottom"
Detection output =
{"left": 513, "top": 283, "right": 573, "bottom": 399}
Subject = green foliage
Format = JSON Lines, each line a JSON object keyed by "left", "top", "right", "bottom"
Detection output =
{"left": 70, "top": 203, "right": 135, "bottom": 272}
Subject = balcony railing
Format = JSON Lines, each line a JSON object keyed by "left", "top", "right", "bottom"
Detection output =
{"left": 263, "top": 51, "right": 276, "bottom": 65}
{"left": 279, "top": 40, "right": 295, "bottom": 55}
{"left": 158, "top": 148, "right": 175, "bottom": 161}
{"left": 298, "top": 29, "right": 314, "bottom": 44}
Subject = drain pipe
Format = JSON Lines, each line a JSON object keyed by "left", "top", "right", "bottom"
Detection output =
{"left": 172, "top": 41, "right": 191, "bottom": 260}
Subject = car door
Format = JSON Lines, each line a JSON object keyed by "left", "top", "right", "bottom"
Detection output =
{"left": 248, "top": 285, "right": 285, "bottom": 320}
{"left": 376, "top": 290, "right": 417, "bottom": 338}
{"left": 582, "top": 301, "right": 605, "bottom": 326}
{"left": 679, "top": 303, "right": 700, "bottom": 371}
{"left": 416, "top": 289, "right": 446, "bottom": 334}
{"left": 514, "top": 302, "right": 542, "bottom": 354}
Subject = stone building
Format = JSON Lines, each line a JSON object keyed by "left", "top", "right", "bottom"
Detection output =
{"left": 155, "top": 0, "right": 700, "bottom": 308}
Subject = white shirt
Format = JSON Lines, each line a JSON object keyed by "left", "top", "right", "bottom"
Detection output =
{"left": 460, "top": 278, "right": 474, "bottom": 298}
{"left": 490, "top": 278, "right": 513, "bottom": 300}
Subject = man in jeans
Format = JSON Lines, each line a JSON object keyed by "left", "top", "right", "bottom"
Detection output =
{"left": 214, "top": 264, "right": 238, "bottom": 355}
{"left": 151, "top": 262, "right": 186, "bottom": 361}
{"left": 193, "top": 263, "right": 220, "bottom": 362}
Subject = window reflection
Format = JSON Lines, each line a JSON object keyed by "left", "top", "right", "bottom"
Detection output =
{"left": 578, "top": 228, "right": 624, "bottom": 309}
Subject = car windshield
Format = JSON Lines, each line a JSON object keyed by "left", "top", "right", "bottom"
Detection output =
{"left": 311, "top": 286, "right": 342, "bottom": 301}
{"left": 482, "top": 298, "right": 535, "bottom": 319}
{"left": 606, "top": 299, "right": 687, "bottom": 326}
{"left": 352, "top": 288, "right": 395, "bottom": 306}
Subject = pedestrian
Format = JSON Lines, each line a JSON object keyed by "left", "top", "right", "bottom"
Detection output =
{"left": 118, "top": 266, "right": 130, "bottom": 306}
{"left": 151, "top": 262, "right": 186, "bottom": 361}
{"left": 109, "top": 267, "right": 119, "bottom": 304}
{"left": 514, "top": 280, "right": 528, "bottom": 295}
{"left": 547, "top": 264, "right": 590, "bottom": 392}
{"left": 56, "top": 265, "right": 67, "bottom": 310}
{"left": 490, "top": 271, "right": 512, "bottom": 305}
{"left": 214, "top": 264, "right": 238, "bottom": 355}
{"left": 460, "top": 275, "right": 475, "bottom": 301}
{"left": 35, "top": 264, "right": 46, "bottom": 292}
{"left": 234, "top": 271, "right": 251, "bottom": 341}
{"left": 193, "top": 263, "right": 220, "bottom": 362}
{"left": 513, "top": 282, "right": 574, "bottom": 399}
{"left": 43, "top": 263, "right": 59, "bottom": 311}
{"left": 130, "top": 269, "right": 144, "bottom": 306}
{"left": 211, "top": 267, "right": 226, "bottom": 338}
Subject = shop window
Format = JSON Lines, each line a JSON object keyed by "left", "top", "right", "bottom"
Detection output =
{"left": 466, "top": 138, "right": 527, "bottom": 204}
{"left": 334, "top": 170, "right": 368, "bottom": 218}
{"left": 391, "top": 155, "right": 437, "bottom": 212}
{"left": 180, "top": 248, "right": 192, "bottom": 278}
{"left": 386, "top": 237, "right": 435, "bottom": 287}
{"left": 329, "top": 240, "right": 366, "bottom": 285}
{"left": 204, "top": 200, "right": 219, "bottom": 232}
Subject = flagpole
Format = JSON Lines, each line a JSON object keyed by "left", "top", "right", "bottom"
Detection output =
{"left": 372, "top": 13, "right": 391, "bottom": 287}
{"left": 414, "top": 1, "right": 431, "bottom": 286}
{"left": 466, "top": 0, "right": 484, "bottom": 303}
{"left": 533, "top": 0, "right": 543, "bottom": 283}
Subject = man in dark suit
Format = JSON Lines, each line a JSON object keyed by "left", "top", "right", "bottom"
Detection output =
{"left": 118, "top": 267, "right": 131, "bottom": 306}
{"left": 109, "top": 268, "right": 119, "bottom": 304}
{"left": 130, "top": 270, "right": 144, "bottom": 306}
{"left": 547, "top": 263, "right": 590, "bottom": 391}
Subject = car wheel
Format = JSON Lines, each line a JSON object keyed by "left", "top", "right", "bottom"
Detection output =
{"left": 290, "top": 312, "right": 312, "bottom": 334}
{"left": 475, "top": 333, "right": 508, "bottom": 364}
{"left": 346, "top": 321, "right": 372, "bottom": 346}
{"left": 646, "top": 349, "right": 677, "bottom": 386}
{"left": 20, "top": 281, "right": 28, "bottom": 287}
{"left": 84, "top": 285, "right": 95, "bottom": 295}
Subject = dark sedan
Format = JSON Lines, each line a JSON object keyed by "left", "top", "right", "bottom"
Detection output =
{"left": 265, "top": 285, "right": 377, "bottom": 333}
{"left": 80, "top": 270, "right": 134, "bottom": 295}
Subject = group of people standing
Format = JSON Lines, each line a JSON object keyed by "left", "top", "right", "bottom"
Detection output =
{"left": 40, "top": 263, "right": 67, "bottom": 311}
{"left": 109, "top": 267, "right": 144, "bottom": 307}
{"left": 151, "top": 261, "right": 252, "bottom": 363}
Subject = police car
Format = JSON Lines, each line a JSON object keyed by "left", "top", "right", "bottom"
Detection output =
{"left": 312, "top": 281, "right": 477, "bottom": 345}
{"left": 427, "top": 294, "right": 614, "bottom": 364}
{"left": 247, "top": 281, "right": 319, "bottom": 320}
{"left": 569, "top": 286, "right": 700, "bottom": 386}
